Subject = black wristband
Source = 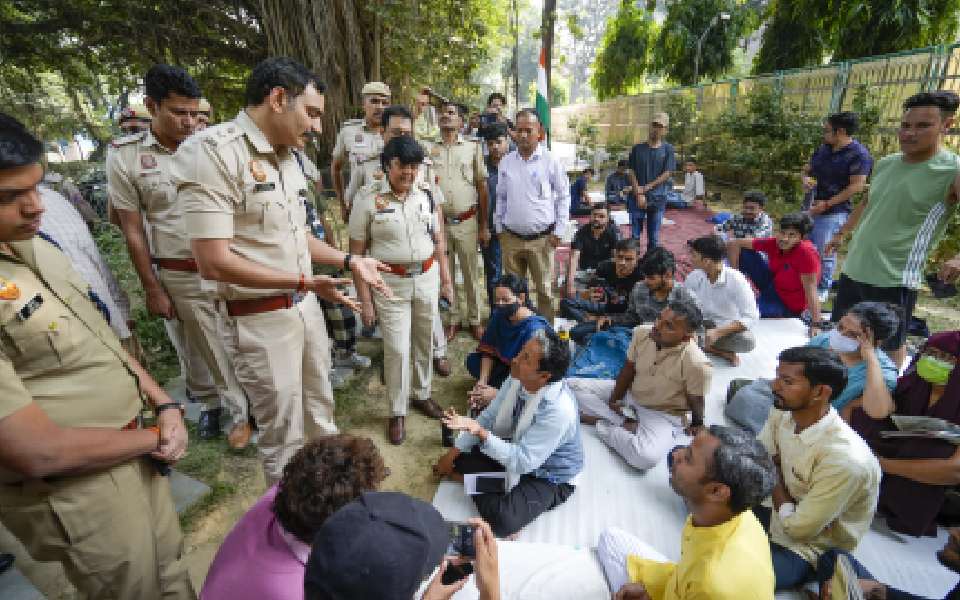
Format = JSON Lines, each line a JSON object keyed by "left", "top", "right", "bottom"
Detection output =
{"left": 155, "top": 402, "right": 184, "bottom": 416}
{"left": 343, "top": 253, "right": 352, "bottom": 271}
{"left": 689, "top": 416, "right": 704, "bottom": 428}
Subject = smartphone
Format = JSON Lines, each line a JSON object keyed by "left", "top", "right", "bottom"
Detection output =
{"left": 445, "top": 521, "right": 476, "bottom": 558}
{"left": 475, "top": 475, "right": 506, "bottom": 494}
{"left": 441, "top": 561, "right": 474, "bottom": 585}
{"left": 438, "top": 296, "right": 452, "bottom": 312}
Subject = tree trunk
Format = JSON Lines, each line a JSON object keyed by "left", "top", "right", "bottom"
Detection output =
{"left": 257, "top": 0, "right": 373, "bottom": 158}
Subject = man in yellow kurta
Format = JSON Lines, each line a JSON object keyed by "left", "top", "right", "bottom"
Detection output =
{"left": 597, "top": 426, "right": 776, "bottom": 599}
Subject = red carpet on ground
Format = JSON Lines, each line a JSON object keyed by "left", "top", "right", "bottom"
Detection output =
{"left": 555, "top": 203, "right": 717, "bottom": 284}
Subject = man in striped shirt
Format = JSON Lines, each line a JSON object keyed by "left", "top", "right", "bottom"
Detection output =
{"left": 826, "top": 91, "right": 960, "bottom": 368}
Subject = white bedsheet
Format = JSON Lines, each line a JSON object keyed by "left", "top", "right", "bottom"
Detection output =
{"left": 433, "top": 319, "right": 959, "bottom": 599}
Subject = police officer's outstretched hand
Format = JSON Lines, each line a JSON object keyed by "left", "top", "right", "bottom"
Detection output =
{"left": 311, "top": 276, "right": 361, "bottom": 311}
{"left": 152, "top": 408, "right": 188, "bottom": 464}
{"left": 350, "top": 256, "right": 394, "bottom": 298}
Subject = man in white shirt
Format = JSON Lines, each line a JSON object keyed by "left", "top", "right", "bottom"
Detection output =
{"left": 682, "top": 160, "right": 705, "bottom": 206}
{"left": 494, "top": 109, "right": 571, "bottom": 320}
{"left": 684, "top": 235, "right": 759, "bottom": 365}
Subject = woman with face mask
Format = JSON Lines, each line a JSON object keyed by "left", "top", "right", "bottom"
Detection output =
{"left": 807, "top": 301, "right": 901, "bottom": 420}
{"left": 465, "top": 274, "right": 550, "bottom": 404}
{"left": 850, "top": 331, "right": 960, "bottom": 536}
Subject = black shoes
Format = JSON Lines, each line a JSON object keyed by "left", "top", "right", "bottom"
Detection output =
{"left": 0, "top": 552, "right": 15, "bottom": 575}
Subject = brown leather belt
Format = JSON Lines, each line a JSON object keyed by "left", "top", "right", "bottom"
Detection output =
{"left": 385, "top": 256, "right": 435, "bottom": 277}
{"left": 122, "top": 416, "right": 140, "bottom": 430}
{"left": 445, "top": 206, "right": 477, "bottom": 225}
{"left": 224, "top": 293, "right": 303, "bottom": 317}
{"left": 153, "top": 257, "right": 198, "bottom": 272}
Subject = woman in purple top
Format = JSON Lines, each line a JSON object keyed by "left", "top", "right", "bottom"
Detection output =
{"left": 851, "top": 331, "right": 960, "bottom": 536}
{"left": 200, "top": 435, "right": 387, "bottom": 600}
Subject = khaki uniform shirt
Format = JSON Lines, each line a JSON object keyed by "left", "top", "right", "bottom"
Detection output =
{"left": 171, "top": 110, "right": 312, "bottom": 301}
{"left": 347, "top": 147, "right": 445, "bottom": 209}
{"left": 0, "top": 239, "right": 142, "bottom": 482}
{"left": 348, "top": 179, "right": 437, "bottom": 265}
{"left": 106, "top": 130, "right": 189, "bottom": 259}
{"left": 431, "top": 135, "right": 487, "bottom": 217}
{"left": 332, "top": 120, "right": 383, "bottom": 167}
{"left": 759, "top": 407, "right": 881, "bottom": 564}
{"left": 626, "top": 325, "right": 712, "bottom": 417}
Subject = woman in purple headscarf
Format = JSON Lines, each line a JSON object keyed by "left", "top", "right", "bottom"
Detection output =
{"left": 851, "top": 331, "right": 960, "bottom": 536}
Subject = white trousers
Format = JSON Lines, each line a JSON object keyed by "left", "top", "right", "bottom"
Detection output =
{"left": 568, "top": 377, "right": 686, "bottom": 470}
{"left": 596, "top": 527, "right": 670, "bottom": 593}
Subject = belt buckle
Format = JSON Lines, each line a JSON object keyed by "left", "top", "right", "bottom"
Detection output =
{"left": 292, "top": 292, "right": 305, "bottom": 304}
{"left": 450, "top": 217, "right": 461, "bottom": 225}
{"left": 407, "top": 264, "right": 424, "bottom": 276}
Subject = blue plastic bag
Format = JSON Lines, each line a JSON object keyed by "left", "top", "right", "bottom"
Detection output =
{"left": 566, "top": 327, "right": 633, "bottom": 379}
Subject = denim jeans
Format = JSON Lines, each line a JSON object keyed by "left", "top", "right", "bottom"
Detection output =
{"left": 753, "top": 506, "right": 816, "bottom": 590}
{"left": 737, "top": 248, "right": 798, "bottom": 318}
{"left": 630, "top": 200, "right": 666, "bottom": 251}
{"left": 482, "top": 234, "right": 502, "bottom": 307}
{"left": 808, "top": 211, "right": 848, "bottom": 292}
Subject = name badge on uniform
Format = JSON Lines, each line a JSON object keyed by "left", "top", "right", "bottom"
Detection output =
{"left": 375, "top": 208, "right": 396, "bottom": 214}
{"left": 17, "top": 293, "right": 43, "bottom": 321}
{"left": 140, "top": 154, "right": 157, "bottom": 170}
{"left": 254, "top": 182, "right": 276, "bottom": 193}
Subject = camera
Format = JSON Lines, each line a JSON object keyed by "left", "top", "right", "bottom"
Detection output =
{"left": 445, "top": 521, "right": 476, "bottom": 558}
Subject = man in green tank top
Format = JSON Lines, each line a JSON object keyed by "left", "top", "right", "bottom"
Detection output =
{"left": 827, "top": 91, "right": 960, "bottom": 368}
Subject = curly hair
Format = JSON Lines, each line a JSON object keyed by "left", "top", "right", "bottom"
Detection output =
{"left": 273, "top": 434, "right": 387, "bottom": 544}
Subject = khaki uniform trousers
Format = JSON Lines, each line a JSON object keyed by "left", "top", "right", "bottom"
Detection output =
{"left": 219, "top": 292, "right": 337, "bottom": 485}
{"left": 159, "top": 270, "right": 247, "bottom": 428}
{"left": 0, "top": 457, "right": 195, "bottom": 599}
{"left": 374, "top": 265, "right": 439, "bottom": 416}
{"left": 445, "top": 217, "right": 484, "bottom": 326}
{"left": 499, "top": 231, "right": 556, "bottom": 320}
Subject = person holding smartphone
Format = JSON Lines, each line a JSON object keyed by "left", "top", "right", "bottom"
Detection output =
{"left": 305, "top": 492, "right": 501, "bottom": 600}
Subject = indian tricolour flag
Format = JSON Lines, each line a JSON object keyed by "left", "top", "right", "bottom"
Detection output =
{"left": 536, "top": 45, "right": 550, "bottom": 143}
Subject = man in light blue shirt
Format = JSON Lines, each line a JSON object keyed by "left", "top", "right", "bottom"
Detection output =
{"left": 434, "top": 328, "right": 583, "bottom": 537}
{"left": 494, "top": 109, "right": 571, "bottom": 320}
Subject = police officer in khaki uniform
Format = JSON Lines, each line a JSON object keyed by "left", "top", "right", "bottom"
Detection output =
{"left": 348, "top": 105, "right": 454, "bottom": 376}
{"left": 0, "top": 113, "right": 193, "bottom": 598}
{"left": 332, "top": 81, "right": 390, "bottom": 220}
{"left": 108, "top": 65, "right": 245, "bottom": 442}
{"left": 434, "top": 101, "right": 489, "bottom": 341}
{"left": 197, "top": 97, "right": 213, "bottom": 130}
{"left": 172, "top": 57, "right": 391, "bottom": 484}
{"left": 350, "top": 135, "right": 454, "bottom": 444}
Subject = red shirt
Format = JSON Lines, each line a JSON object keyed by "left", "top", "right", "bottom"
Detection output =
{"left": 752, "top": 238, "right": 820, "bottom": 314}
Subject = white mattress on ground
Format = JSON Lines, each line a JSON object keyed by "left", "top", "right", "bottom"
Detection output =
{"left": 432, "top": 319, "right": 960, "bottom": 599}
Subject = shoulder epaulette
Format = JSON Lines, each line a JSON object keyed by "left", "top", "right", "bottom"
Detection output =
{"left": 110, "top": 131, "right": 146, "bottom": 148}
{"left": 201, "top": 123, "right": 243, "bottom": 148}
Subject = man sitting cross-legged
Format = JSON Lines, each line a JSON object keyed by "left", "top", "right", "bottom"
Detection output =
{"left": 757, "top": 346, "right": 881, "bottom": 592}
{"left": 597, "top": 425, "right": 777, "bottom": 600}
{"left": 570, "top": 299, "right": 713, "bottom": 470}
{"left": 683, "top": 234, "right": 759, "bottom": 366}
{"left": 434, "top": 328, "right": 584, "bottom": 538}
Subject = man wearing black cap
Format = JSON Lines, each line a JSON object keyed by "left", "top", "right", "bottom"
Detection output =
{"left": 305, "top": 491, "right": 501, "bottom": 600}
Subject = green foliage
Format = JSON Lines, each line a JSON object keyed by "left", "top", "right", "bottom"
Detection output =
{"left": 755, "top": 0, "right": 960, "bottom": 71}
{"left": 666, "top": 92, "right": 698, "bottom": 162}
{"left": 652, "top": 0, "right": 760, "bottom": 85}
{"left": 568, "top": 116, "right": 600, "bottom": 163}
{"left": 591, "top": 2, "right": 657, "bottom": 100}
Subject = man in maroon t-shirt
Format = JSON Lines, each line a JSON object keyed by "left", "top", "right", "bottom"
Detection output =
{"left": 728, "top": 212, "right": 823, "bottom": 336}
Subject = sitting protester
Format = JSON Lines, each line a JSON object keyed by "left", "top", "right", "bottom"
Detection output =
{"left": 597, "top": 426, "right": 776, "bottom": 600}
{"left": 815, "top": 528, "right": 960, "bottom": 600}
{"left": 435, "top": 329, "right": 583, "bottom": 538}
{"left": 680, "top": 159, "right": 705, "bottom": 207}
{"left": 808, "top": 302, "right": 899, "bottom": 420}
{"left": 728, "top": 212, "right": 824, "bottom": 331}
{"left": 718, "top": 190, "right": 774, "bottom": 241}
{"left": 305, "top": 492, "right": 501, "bottom": 600}
{"left": 613, "top": 246, "right": 699, "bottom": 330}
{"left": 564, "top": 203, "right": 620, "bottom": 293}
{"left": 571, "top": 301, "right": 712, "bottom": 470}
{"left": 851, "top": 331, "right": 960, "bottom": 537}
{"left": 201, "top": 434, "right": 388, "bottom": 600}
{"left": 757, "top": 346, "right": 881, "bottom": 591}
{"left": 560, "top": 238, "right": 643, "bottom": 345}
{"left": 684, "top": 235, "right": 759, "bottom": 365}
{"left": 466, "top": 273, "right": 550, "bottom": 393}
{"left": 570, "top": 167, "right": 594, "bottom": 216}
{"left": 606, "top": 159, "right": 633, "bottom": 208}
